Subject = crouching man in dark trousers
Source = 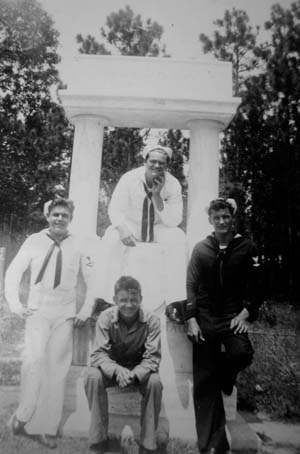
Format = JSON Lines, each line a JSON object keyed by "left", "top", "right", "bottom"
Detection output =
{"left": 84, "top": 275, "right": 165, "bottom": 454}
{"left": 185, "top": 198, "right": 263, "bottom": 454}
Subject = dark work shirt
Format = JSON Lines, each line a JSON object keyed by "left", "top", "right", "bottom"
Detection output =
{"left": 90, "top": 306, "right": 161, "bottom": 383}
{"left": 186, "top": 233, "right": 263, "bottom": 322}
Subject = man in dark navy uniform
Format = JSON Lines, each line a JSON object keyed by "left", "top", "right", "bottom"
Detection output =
{"left": 185, "top": 198, "right": 263, "bottom": 454}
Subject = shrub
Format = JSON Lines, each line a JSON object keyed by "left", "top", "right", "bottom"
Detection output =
{"left": 237, "top": 302, "right": 300, "bottom": 421}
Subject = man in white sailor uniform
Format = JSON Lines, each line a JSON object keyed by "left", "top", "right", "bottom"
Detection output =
{"left": 90, "top": 144, "right": 187, "bottom": 309}
{"left": 5, "top": 198, "right": 94, "bottom": 449}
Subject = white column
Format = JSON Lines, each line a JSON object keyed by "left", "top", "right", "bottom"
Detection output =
{"left": 187, "top": 119, "right": 223, "bottom": 253}
{"left": 68, "top": 115, "right": 106, "bottom": 236}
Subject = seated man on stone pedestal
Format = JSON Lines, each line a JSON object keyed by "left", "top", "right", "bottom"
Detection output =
{"left": 84, "top": 276, "right": 165, "bottom": 454}
{"left": 91, "top": 144, "right": 187, "bottom": 310}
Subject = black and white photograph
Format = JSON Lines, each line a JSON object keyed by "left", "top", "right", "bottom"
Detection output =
{"left": 0, "top": 1, "right": 299, "bottom": 453}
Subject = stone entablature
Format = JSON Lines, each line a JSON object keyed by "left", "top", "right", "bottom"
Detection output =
{"left": 61, "top": 55, "right": 234, "bottom": 99}
{"left": 59, "top": 55, "right": 239, "bottom": 129}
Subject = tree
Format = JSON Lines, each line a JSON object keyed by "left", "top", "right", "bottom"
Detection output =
{"left": 159, "top": 129, "right": 189, "bottom": 231}
{"left": 202, "top": 3, "right": 300, "bottom": 302}
{"left": 100, "top": 127, "right": 146, "bottom": 198}
{"left": 77, "top": 5, "right": 167, "bottom": 57}
{"left": 220, "top": 74, "right": 271, "bottom": 242}
{"left": 160, "top": 129, "right": 189, "bottom": 188}
{"left": 256, "top": 1, "right": 300, "bottom": 300}
{"left": 76, "top": 34, "right": 111, "bottom": 55}
{"left": 76, "top": 5, "right": 176, "bottom": 222}
{"left": 199, "top": 8, "right": 260, "bottom": 95}
{"left": 199, "top": 8, "right": 263, "bottom": 231}
{"left": 0, "top": 0, "right": 72, "bottom": 221}
{"left": 227, "top": 2, "right": 300, "bottom": 301}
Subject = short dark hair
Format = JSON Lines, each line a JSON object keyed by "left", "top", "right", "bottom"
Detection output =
{"left": 208, "top": 198, "right": 235, "bottom": 216}
{"left": 114, "top": 276, "right": 142, "bottom": 296}
{"left": 47, "top": 198, "right": 75, "bottom": 217}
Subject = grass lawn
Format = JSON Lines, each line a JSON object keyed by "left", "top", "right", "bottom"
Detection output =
{"left": 0, "top": 400, "right": 199, "bottom": 454}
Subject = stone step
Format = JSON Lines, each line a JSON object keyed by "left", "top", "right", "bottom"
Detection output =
{"left": 61, "top": 366, "right": 260, "bottom": 452}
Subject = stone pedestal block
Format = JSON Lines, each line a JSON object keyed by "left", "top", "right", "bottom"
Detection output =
{"left": 61, "top": 312, "right": 237, "bottom": 442}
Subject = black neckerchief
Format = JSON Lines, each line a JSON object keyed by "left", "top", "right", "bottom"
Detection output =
{"left": 141, "top": 183, "right": 155, "bottom": 242}
{"left": 34, "top": 232, "right": 69, "bottom": 288}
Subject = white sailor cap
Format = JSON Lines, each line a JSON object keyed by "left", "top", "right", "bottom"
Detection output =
{"left": 142, "top": 145, "right": 173, "bottom": 160}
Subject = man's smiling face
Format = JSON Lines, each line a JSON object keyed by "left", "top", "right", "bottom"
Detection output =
{"left": 114, "top": 288, "right": 142, "bottom": 324}
{"left": 47, "top": 206, "right": 72, "bottom": 239}
{"left": 209, "top": 207, "right": 234, "bottom": 236}
{"left": 144, "top": 150, "right": 168, "bottom": 184}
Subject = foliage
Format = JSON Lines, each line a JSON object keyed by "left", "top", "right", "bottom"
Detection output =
{"left": 77, "top": 5, "right": 187, "bottom": 208}
{"left": 0, "top": 0, "right": 72, "bottom": 218}
{"left": 199, "top": 6, "right": 264, "bottom": 234}
{"left": 77, "top": 5, "right": 167, "bottom": 57}
{"left": 160, "top": 129, "right": 189, "bottom": 190}
{"left": 201, "top": 3, "right": 300, "bottom": 302}
{"left": 100, "top": 127, "right": 146, "bottom": 198}
{"left": 158, "top": 129, "right": 190, "bottom": 231}
{"left": 76, "top": 34, "right": 111, "bottom": 55}
{"left": 199, "top": 8, "right": 260, "bottom": 95}
{"left": 257, "top": 2, "right": 300, "bottom": 301}
{"left": 238, "top": 303, "right": 300, "bottom": 421}
{"left": 240, "top": 2, "right": 300, "bottom": 301}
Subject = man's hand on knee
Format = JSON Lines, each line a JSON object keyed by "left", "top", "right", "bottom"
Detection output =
{"left": 116, "top": 366, "right": 135, "bottom": 388}
{"left": 230, "top": 308, "right": 249, "bottom": 334}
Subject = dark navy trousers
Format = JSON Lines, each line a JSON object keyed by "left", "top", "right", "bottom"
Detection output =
{"left": 192, "top": 313, "right": 254, "bottom": 454}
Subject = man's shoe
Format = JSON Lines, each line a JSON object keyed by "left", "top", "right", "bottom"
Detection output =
{"left": 35, "top": 434, "right": 58, "bottom": 449}
{"left": 89, "top": 440, "right": 108, "bottom": 454}
{"left": 221, "top": 382, "right": 234, "bottom": 396}
{"left": 157, "top": 445, "right": 167, "bottom": 454}
{"left": 11, "top": 414, "right": 26, "bottom": 435}
{"left": 121, "top": 425, "right": 135, "bottom": 454}
{"left": 139, "top": 447, "right": 157, "bottom": 454}
{"left": 221, "top": 376, "right": 235, "bottom": 396}
{"left": 205, "top": 448, "right": 232, "bottom": 454}
{"left": 220, "top": 370, "right": 236, "bottom": 396}
{"left": 156, "top": 437, "right": 168, "bottom": 454}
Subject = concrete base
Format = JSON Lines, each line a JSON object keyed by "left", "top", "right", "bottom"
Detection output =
{"left": 227, "top": 413, "right": 262, "bottom": 453}
{"left": 61, "top": 304, "right": 259, "bottom": 452}
{"left": 61, "top": 364, "right": 260, "bottom": 452}
{"left": 60, "top": 365, "right": 169, "bottom": 447}
{"left": 61, "top": 367, "right": 239, "bottom": 432}
{"left": 60, "top": 311, "right": 256, "bottom": 445}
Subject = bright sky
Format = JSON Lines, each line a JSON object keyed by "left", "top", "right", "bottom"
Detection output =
{"left": 39, "top": 0, "right": 294, "bottom": 83}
